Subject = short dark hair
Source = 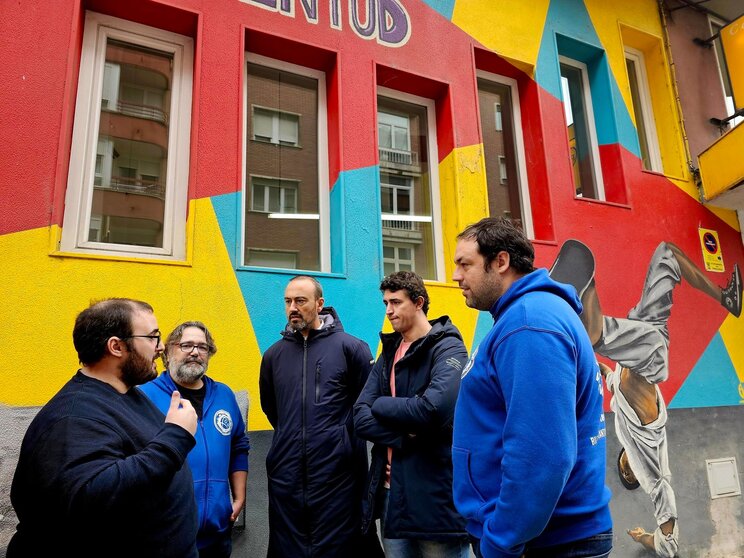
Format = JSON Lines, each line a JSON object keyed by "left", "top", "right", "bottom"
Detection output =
{"left": 163, "top": 321, "right": 217, "bottom": 368}
{"left": 458, "top": 217, "right": 535, "bottom": 274}
{"left": 73, "top": 298, "right": 154, "bottom": 366}
{"left": 380, "top": 271, "right": 430, "bottom": 315}
{"left": 288, "top": 275, "right": 323, "bottom": 299}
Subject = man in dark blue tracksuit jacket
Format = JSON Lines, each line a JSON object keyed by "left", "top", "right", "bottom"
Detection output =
{"left": 260, "top": 276, "right": 380, "bottom": 557}
{"left": 354, "top": 271, "right": 469, "bottom": 557}
{"left": 140, "top": 321, "right": 250, "bottom": 557}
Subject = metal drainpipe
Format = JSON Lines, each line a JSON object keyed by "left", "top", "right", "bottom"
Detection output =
{"left": 657, "top": 0, "right": 703, "bottom": 199}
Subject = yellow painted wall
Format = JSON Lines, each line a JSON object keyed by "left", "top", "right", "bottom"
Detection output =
{"left": 0, "top": 199, "right": 270, "bottom": 430}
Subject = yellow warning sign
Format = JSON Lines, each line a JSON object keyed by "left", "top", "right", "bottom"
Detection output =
{"left": 699, "top": 228, "right": 725, "bottom": 273}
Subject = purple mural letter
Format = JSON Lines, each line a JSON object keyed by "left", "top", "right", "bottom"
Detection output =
{"left": 377, "top": 0, "right": 410, "bottom": 46}
{"left": 300, "top": 0, "right": 318, "bottom": 22}
{"left": 330, "top": 0, "right": 342, "bottom": 29}
{"left": 350, "top": 0, "right": 377, "bottom": 38}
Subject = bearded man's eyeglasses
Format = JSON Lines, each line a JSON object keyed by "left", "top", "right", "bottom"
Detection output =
{"left": 122, "top": 333, "right": 162, "bottom": 346}
{"left": 176, "top": 342, "right": 210, "bottom": 354}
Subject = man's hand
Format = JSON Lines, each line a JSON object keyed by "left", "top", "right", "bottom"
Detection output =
{"left": 165, "top": 390, "right": 197, "bottom": 436}
{"left": 230, "top": 498, "right": 245, "bottom": 522}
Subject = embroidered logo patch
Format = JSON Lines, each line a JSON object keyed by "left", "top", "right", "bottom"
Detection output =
{"left": 213, "top": 410, "right": 233, "bottom": 436}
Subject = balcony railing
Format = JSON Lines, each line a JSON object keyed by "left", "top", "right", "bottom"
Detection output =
{"left": 108, "top": 100, "right": 168, "bottom": 125}
{"left": 382, "top": 218, "right": 417, "bottom": 231}
{"left": 95, "top": 175, "right": 165, "bottom": 199}
{"left": 379, "top": 147, "right": 418, "bottom": 167}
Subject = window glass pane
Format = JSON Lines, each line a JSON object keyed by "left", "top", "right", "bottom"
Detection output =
{"left": 284, "top": 188, "right": 297, "bottom": 212}
{"left": 381, "top": 185, "right": 394, "bottom": 213}
{"left": 626, "top": 58, "right": 652, "bottom": 171}
{"left": 268, "top": 185, "right": 281, "bottom": 212}
{"left": 253, "top": 108, "right": 273, "bottom": 140}
{"left": 247, "top": 250, "right": 297, "bottom": 269}
{"left": 394, "top": 127, "right": 408, "bottom": 151}
{"left": 477, "top": 78, "right": 523, "bottom": 224}
{"left": 378, "top": 96, "right": 436, "bottom": 280}
{"left": 89, "top": 39, "right": 171, "bottom": 248}
{"left": 378, "top": 123, "right": 392, "bottom": 148}
{"left": 279, "top": 113, "right": 299, "bottom": 145}
{"left": 560, "top": 63, "right": 598, "bottom": 199}
{"left": 245, "top": 63, "right": 320, "bottom": 270}
{"left": 252, "top": 182, "right": 264, "bottom": 211}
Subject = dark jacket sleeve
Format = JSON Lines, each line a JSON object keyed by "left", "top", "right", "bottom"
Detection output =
{"left": 347, "top": 338, "right": 374, "bottom": 398}
{"left": 370, "top": 336, "right": 467, "bottom": 432}
{"left": 259, "top": 349, "right": 278, "bottom": 429}
{"left": 41, "top": 416, "right": 195, "bottom": 514}
{"left": 353, "top": 356, "right": 405, "bottom": 448}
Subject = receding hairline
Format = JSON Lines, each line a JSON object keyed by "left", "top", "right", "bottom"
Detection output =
{"left": 286, "top": 275, "right": 323, "bottom": 299}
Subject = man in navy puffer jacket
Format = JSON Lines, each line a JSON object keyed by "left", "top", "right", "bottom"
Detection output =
{"left": 451, "top": 218, "right": 612, "bottom": 558}
{"left": 260, "top": 276, "right": 381, "bottom": 557}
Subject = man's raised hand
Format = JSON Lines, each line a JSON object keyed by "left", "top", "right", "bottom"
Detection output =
{"left": 165, "top": 390, "right": 197, "bottom": 436}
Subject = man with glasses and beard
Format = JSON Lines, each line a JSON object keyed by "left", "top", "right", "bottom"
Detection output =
{"left": 260, "top": 276, "right": 381, "bottom": 557}
{"left": 140, "top": 321, "right": 250, "bottom": 558}
{"left": 8, "top": 298, "right": 199, "bottom": 557}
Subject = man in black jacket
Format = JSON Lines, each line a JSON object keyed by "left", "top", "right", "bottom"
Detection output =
{"left": 8, "top": 298, "right": 199, "bottom": 557}
{"left": 260, "top": 276, "right": 379, "bottom": 557}
{"left": 354, "top": 271, "right": 470, "bottom": 557}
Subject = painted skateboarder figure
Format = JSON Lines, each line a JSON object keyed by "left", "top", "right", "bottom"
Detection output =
{"left": 549, "top": 239, "right": 742, "bottom": 557}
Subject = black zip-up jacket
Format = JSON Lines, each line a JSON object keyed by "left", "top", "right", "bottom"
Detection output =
{"left": 354, "top": 316, "right": 469, "bottom": 541}
{"left": 259, "top": 307, "right": 375, "bottom": 557}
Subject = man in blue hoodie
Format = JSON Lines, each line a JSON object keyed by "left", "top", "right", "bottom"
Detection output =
{"left": 451, "top": 217, "right": 612, "bottom": 558}
{"left": 140, "top": 321, "right": 250, "bottom": 558}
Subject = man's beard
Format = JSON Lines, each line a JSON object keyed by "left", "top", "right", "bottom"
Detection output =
{"left": 121, "top": 346, "right": 157, "bottom": 387}
{"left": 289, "top": 318, "right": 309, "bottom": 332}
{"left": 172, "top": 360, "right": 206, "bottom": 385}
{"left": 288, "top": 312, "right": 310, "bottom": 332}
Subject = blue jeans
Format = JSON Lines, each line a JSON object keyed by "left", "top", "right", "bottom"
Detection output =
{"left": 471, "top": 530, "right": 613, "bottom": 558}
{"left": 382, "top": 490, "right": 470, "bottom": 558}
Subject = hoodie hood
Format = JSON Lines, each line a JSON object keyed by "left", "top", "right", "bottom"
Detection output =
{"left": 281, "top": 305, "right": 344, "bottom": 339}
{"left": 490, "top": 268, "right": 583, "bottom": 321}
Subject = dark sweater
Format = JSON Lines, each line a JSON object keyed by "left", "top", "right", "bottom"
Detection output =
{"left": 8, "top": 371, "right": 198, "bottom": 557}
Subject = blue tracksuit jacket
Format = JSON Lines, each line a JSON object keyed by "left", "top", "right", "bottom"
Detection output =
{"left": 139, "top": 372, "right": 250, "bottom": 549}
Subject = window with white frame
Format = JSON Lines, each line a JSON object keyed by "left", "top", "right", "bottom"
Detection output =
{"left": 377, "top": 91, "right": 443, "bottom": 281}
{"left": 709, "top": 17, "right": 743, "bottom": 128}
{"left": 60, "top": 12, "right": 193, "bottom": 259}
{"left": 250, "top": 176, "right": 298, "bottom": 214}
{"left": 625, "top": 48, "right": 662, "bottom": 172}
{"left": 383, "top": 244, "right": 415, "bottom": 275}
{"left": 244, "top": 56, "right": 329, "bottom": 271}
{"left": 560, "top": 57, "right": 604, "bottom": 200}
{"left": 476, "top": 72, "right": 533, "bottom": 236}
{"left": 252, "top": 107, "right": 300, "bottom": 146}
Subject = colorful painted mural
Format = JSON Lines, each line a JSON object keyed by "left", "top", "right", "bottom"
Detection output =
{"left": 550, "top": 238, "right": 742, "bottom": 555}
{"left": 1, "top": 0, "right": 742, "bottom": 554}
